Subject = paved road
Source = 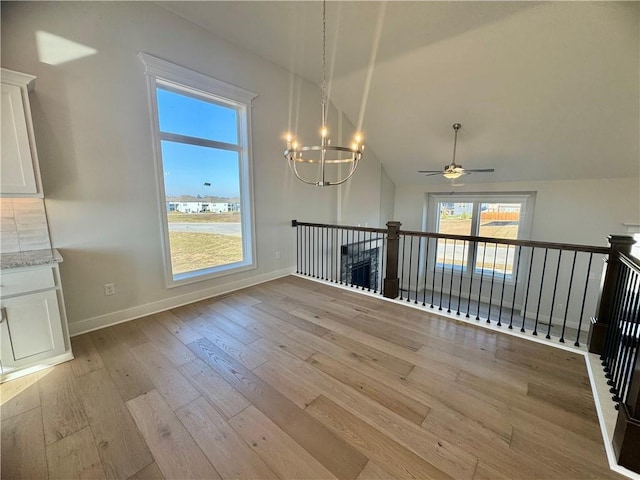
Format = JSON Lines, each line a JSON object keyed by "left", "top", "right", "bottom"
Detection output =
{"left": 168, "top": 222, "right": 242, "bottom": 237}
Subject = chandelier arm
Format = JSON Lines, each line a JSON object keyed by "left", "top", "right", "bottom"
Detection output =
{"left": 289, "top": 157, "right": 320, "bottom": 185}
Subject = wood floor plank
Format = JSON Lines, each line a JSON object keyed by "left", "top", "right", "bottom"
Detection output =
{"left": 127, "top": 462, "right": 165, "bottom": 480}
{"left": 206, "top": 300, "right": 260, "bottom": 328}
{"left": 126, "top": 389, "right": 221, "bottom": 480}
{"left": 408, "top": 366, "right": 513, "bottom": 441}
{"left": 307, "top": 394, "right": 456, "bottom": 480}
{"left": 110, "top": 320, "right": 150, "bottom": 348}
{"left": 221, "top": 291, "right": 261, "bottom": 307}
{"left": 136, "top": 316, "right": 196, "bottom": 366}
{"left": 129, "top": 342, "right": 200, "bottom": 411}
{"left": 527, "top": 379, "right": 597, "bottom": 420}
{"left": 176, "top": 397, "right": 279, "bottom": 480}
{"left": 309, "top": 352, "right": 430, "bottom": 425}
{"left": 330, "top": 313, "right": 425, "bottom": 351}
{"left": 178, "top": 358, "right": 250, "bottom": 419}
{"left": 1, "top": 407, "right": 48, "bottom": 480}
{"left": 188, "top": 336, "right": 368, "bottom": 480}
{"left": 239, "top": 337, "right": 478, "bottom": 480}
{"left": 153, "top": 310, "right": 203, "bottom": 345}
{"left": 228, "top": 405, "right": 339, "bottom": 480}
{"left": 187, "top": 317, "right": 269, "bottom": 369}
{"left": 456, "top": 370, "right": 604, "bottom": 443}
{"left": 356, "top": 460, "right": 396, "bottom": 480}
{"left": 39, "top": 362, "right": 89, "bottom": 445}
{"left": 76, "top": 368, "right": 154, "bottom": 479}
{"left": 247, "top": 321, "right": 316, "bottom": 360}
{"left": 198, "top": 308, "right": 262, "bottom": 345}
{"left": 254, "top": 359, "right": 320, "bottom": 408}
{"left": 90, "top": 327, "right": 155, "bottom": 402}
{"left": 0, "top": 369, "right": 40, "bottom": 421}
{"left": 46, "top": 426, "right": 106, "bottom": 480}
{"left": 509, "top": 428, "right": 622, "bottom": 480}
{"left": 70, "top": 333, "right": 105, "bottom": 377}
{"left": 252, "top": 301, "right": 331, "bottom": 336}
{"left": 323, "top": 330, "right": 416, "bottom": 376}
{"left": 170, "top": 303, "right": 205, "bottom": 323}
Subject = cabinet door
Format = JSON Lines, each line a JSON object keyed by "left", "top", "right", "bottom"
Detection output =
{"left": 0, "top": 291, "right": 65, "bottom": 370}
{"left": 1, "top": 83, "right": 37, "bottom": 194}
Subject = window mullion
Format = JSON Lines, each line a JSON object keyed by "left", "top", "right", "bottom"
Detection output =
{"left": 159, "top": 131, "right": 240, "bottom": 152}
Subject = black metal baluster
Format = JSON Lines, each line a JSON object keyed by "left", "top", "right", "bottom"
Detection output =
{"left": 350, "top": 228, "right": 354, "bottom": 287}
{"left": 546, "top": 250, "right": 562, "bottom": 340}
{"left": 302, "top": 225, "right": 309, "bottom": 275}
{"left": 422, "top": 237, "right": 430, "bottom": 307}
{"left": 457, "top": 241, "right": 466, "bottom": 315}
{"left": 321, "top": 227, "right": 325, "bottom": 280}
{"left": 466, "top": 240, "right": 475, "bottom": 318}
{"left": 415, "top": 237, "right": 421, "bottom": 304}
{"left": 379, "top": 233, "right": 385, "bottom": 295}
{"left": 533, "top": 248, "right": 549, "bottom": 336}
{"left": 560, "top": 251, "right": 577, "bottom": 343}
{"left": 367, "top": 231, "right": 372, "bottom": 292}
{"left": 603, "top": 266, "right": 629, "bottom": 378}
{"left": 400, "top": 234, "right": 406, "bottom": 300}
{"left": 431, "top": 237, "right": 438, "bottom": 308}
{"left": 618, "top": 273, "right": 640, "bottom": 405}
{"left": 522, "top": 247, "right": 536, "bottom": 332}
{"left": 574, "top": 252, "right": 593, "bottom": 347}
{"left": 498, "top": 244, "right": 510, "bottom": 327}
{"left": 447, "top": 239, "right": 456, "bottom": 313}
{"left": 476, "top": 242, "right": 487, "bottom": 321}
{"left": 608, "top": 268, "right": 633, "bottom": 399}
{"left": 487, "top": 242, "right": 498, "bottom": 324}
{"left": 509, "top": 246, "right": 523, "bottom": 330}
{"left": 334, "top": 227, "right": 339, "bottom": 282}
{"left": 295, "top": 224, "right": 300, "bottom": 274}
{"left": 608, "top": 268, "right": 633, "bottom": 393}
{"left": 439, "top": 238, "right": 447, "bottom": 311}
{"left": 407, "top": 235, "right": 414, "bottom": 302}
{"left": 613, "top": 272, "right": 640, "bottom": 403}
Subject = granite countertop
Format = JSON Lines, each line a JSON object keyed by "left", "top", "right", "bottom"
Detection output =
{"left": 1, "top": 249, "right": 63, "bottom": 270}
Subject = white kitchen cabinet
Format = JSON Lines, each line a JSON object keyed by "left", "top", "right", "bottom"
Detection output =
{"left": 0, "top": 263, "right": 72, "bottom": 381}
{"left": 1, "top": 69, "right": 43, "bottom": 197}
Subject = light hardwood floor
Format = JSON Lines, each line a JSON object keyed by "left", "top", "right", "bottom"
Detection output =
{"left": 1, "top": 275, "right": 623, "bottom": 480}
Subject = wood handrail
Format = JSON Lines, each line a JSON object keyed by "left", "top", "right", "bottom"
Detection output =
{"left": 292, "top": 220, "right": 611, "bottom": 255}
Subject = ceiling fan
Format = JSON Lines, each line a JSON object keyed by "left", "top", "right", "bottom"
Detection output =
{"left": 418, "top": 123, "right": 495, "bottom": 179}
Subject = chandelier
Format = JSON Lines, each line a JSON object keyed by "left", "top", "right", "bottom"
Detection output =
{"left": 283, "top": 0, "right": 364, "bottom": 186}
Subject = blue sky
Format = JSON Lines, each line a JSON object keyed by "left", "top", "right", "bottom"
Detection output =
{"left": 157, "top": 87, "right": 240, "bottom": 198}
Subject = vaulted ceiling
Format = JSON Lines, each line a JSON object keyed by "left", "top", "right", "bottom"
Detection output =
{"left": 159, "top": 1, "right": 639, "bottom": 186}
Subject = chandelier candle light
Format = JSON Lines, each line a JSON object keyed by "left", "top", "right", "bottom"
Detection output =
{"left": 284, "top": 0, "right": 364, "bottom": 186}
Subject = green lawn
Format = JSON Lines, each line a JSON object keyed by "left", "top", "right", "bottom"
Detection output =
{"left": 169, "top": 231, "right": 243, "bottom": 274}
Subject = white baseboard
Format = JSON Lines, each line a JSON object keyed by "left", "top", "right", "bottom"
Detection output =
{"left": 68, "top": 267, "right": 295, "bottom": 336}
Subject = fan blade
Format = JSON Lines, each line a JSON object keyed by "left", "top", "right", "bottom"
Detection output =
{"left": 421, "top": 172, "right": 445, "bottom": 177}
{"left": 464, "top": 168, "right": 495, "bottom": 173}
{"left": 417, "top": 170, "right": 443, "bottom": 173}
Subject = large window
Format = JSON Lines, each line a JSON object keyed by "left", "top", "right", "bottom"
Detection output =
{"left": 139, "top": 53, "right": 257, "bottom": 286}
{"left": 427, "top": 193, "right": 535, "bottom": 278}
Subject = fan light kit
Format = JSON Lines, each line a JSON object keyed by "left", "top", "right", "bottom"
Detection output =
{"left": 419, "top": 123, "right": 495, "bottom": 179}
{"left": 283, "top": 0, "right": 364, "bottom": 187}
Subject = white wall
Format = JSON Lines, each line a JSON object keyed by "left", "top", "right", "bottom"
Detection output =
{"left": 1, "top": 2, "right": 387, "bottom": 334}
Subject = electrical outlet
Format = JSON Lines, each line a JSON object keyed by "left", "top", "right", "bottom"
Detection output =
{"left": 104, "top": 283, "right": 115, "bottom": 296}
{"left": 275, "top": 251, "right": 281, "bottom": 260}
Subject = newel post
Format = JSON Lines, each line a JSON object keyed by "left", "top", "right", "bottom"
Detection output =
{"left": 383, "top": 221, "right": 401, "bottom": 299}
{"left": 588, "top": 235, "right": 636, "bottom": 354}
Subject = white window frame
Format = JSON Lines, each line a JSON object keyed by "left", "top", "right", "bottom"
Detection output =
{"left": 424, "top": 191, "right": 536, "bottom": 281}
{"left": 139, "top": 53, "right": 258, "bottom": 288}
